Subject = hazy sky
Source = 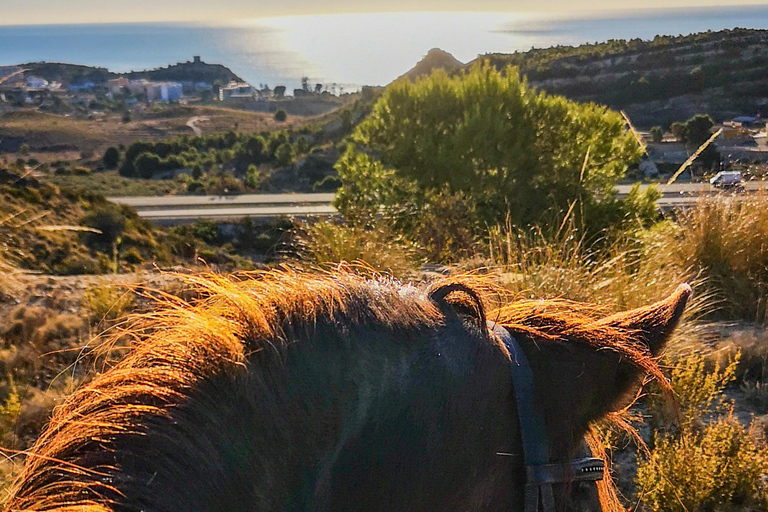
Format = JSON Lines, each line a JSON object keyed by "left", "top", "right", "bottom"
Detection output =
{"left": 3, "top": 0, "right": 767, "bottom": 26}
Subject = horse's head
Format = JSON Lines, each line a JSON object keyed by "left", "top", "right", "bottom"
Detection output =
{"left": 427, "top": 281, "right": 691, "bottom": 512}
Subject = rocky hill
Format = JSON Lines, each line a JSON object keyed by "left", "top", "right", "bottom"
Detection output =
{"left": 398, "top": 48, "right": 465, "bottom": 82}
{"left": 21, "top": 58, "right": 242, "bottom": 87}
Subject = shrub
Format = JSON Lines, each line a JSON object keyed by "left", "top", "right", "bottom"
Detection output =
{"left": 73, "top": 166, "right": 90, "bottom": 176}
{"left": 636, "top": 414, "right": 768, "bottom": 512}
{"left": 274, "top": 109, "right": 287, "bottom": 122}
{"left": 122, "top": 246, "right": 144, "bottom": 265}
{"left": 666, "top": 193, "right": 768, "bottom": 323}
{"left": 82, "top": 282, "right": 135, "bottom": 325}
{"left": 243, "top": 165, "right": 262, "bottom": 190}
{"left": 292, "top": 221, "right": 420, "bottom": 277}
{"left": 187, "top": 180, "right": 206, "bottom": 194}
{"left": 338, "top": 63, "right": 643, "bottom": 231}
{"left": 133, "top": 152, "right": 163, "bottom": 179}
{"left": 82, "top": 204, "right": 127, "bottom": 252}
{"left": 294, "top": 136, "right": 310, "bottom": 155}
{"left": 637, "top": 349, "right": 768, "bottom": 512}
{"left": 103, "top": 146, "right": 120, "bottom": 169}
{"left": 275, "top": 142, "right": 294, "bottom": 167}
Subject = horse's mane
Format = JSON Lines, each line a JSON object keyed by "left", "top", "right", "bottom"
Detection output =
{"left": 6, "top": 270, "right": 662, "bottom": 512}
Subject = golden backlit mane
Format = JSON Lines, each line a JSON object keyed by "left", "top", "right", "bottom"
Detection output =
{"left": 6, "top": 270, "right": 671, "bottom": 512}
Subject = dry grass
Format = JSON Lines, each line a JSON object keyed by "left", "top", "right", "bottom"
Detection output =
{"left": 290, "top": 220, "right": 421, "bottom": 277}
{"left": 664, "top": 193, "right": 768, "bottom": 324}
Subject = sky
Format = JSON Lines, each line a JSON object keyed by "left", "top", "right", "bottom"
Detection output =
{"left": 3, "top": 0, "right": 768, "bottom": 26}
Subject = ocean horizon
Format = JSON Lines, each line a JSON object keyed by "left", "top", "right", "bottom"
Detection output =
{"left": 1, "top": 5, "right": 768, "bottom": 91}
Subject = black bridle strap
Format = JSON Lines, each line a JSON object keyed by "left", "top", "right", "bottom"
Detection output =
{"left": 489, "top": 323, "right": 604, "bottom": 512}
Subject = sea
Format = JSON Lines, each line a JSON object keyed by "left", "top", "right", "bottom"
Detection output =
{"left": 1, "top": 5, "right": 768, "bottom": 92}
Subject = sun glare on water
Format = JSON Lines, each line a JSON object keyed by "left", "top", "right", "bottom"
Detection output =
{"left": 235, "top": 12, "right": 532, "bottom": 86}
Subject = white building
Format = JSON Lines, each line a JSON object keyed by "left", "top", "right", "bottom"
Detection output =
{"left": 220, "top": 82, "right": 254, "bottom": 101}
{"left": 26, "top": 76, "right": 49, "bottom": 89}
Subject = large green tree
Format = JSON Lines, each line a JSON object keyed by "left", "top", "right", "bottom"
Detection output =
{"left": 335, "top": 64, "right": 644, "bottom": 232}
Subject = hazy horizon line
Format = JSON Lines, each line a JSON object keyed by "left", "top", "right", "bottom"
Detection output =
{"left": 1, "top": 3, "right": 767, "bottom": 28}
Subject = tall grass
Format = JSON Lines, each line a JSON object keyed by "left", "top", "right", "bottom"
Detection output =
{"left": 667, "top": 192, "right": 768, "bottom": 324}
{"left": 289, "top": 220, "right": 421, "bottom": 277}
{"left": 483, "top": 218, "right": 703, "bottom": 313}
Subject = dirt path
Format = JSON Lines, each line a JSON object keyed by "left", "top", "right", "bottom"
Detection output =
{"left": 186, "top": 116, "right": 210, "bottom": 137}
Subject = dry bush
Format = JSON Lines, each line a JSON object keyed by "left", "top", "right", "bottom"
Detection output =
{"left": 81, "top": 281, "right": 135, "bottom": 326}
{"left": 0, "top": 305, "right": 89, "bottom": 387}
{"left": 637, "top": 413, "right": 768, "bottom": 512}
{"left": 290, "top": 220, "right": 421, "bottom": 277}
{"left": 482, "top": 219, "right": 705, "bottom": 313}
{"left": 668, "top": 193, "right": 768, "bottom": 324}
{"left": 637, "top": 351, "right": 768, "bottom": 512}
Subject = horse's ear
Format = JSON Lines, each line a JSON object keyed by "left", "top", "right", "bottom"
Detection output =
{"left": 428, "top": 282, "right": 487, "bottom": 331}
{"left": 597, "top": 284, "right": 692, "bottom": 355}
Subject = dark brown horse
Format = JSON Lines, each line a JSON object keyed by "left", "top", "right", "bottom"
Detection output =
{"left": 5, "top": 271, "right": 690, "bottom": 512}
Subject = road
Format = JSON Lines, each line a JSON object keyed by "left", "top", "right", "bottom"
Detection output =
{"left": 0, "top": 68, "right": 28, "bottom": 87}
{"left": 109, "top": 183, "right": 766, "bottom": 224}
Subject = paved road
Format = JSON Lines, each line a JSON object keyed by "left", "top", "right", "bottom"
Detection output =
{"left": 110, "top": 184, "right": 765, "bottom": 224}
{"left": 615, "top": 181, "right": 767, "bottom": 195}
{"left": 111, "top": 193, "right": 336, "bottom": 209}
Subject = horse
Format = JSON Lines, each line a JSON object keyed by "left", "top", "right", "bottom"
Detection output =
{"left": 5, "top": 271, "right": 690, "bottom": 512}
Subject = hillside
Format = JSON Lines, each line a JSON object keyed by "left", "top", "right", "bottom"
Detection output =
{"left": 21, "top": 58, "right": 242, "bottom": 86}
{"left": 472, "top": 28, "right": 768, "bottom": 126}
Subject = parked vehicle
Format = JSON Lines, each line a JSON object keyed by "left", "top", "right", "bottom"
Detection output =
{"left": 710, "top": 171, "right": 743, "bottom": 188}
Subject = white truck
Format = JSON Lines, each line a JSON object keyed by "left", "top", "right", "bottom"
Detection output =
{"left": 709, "top": 171, "right": 743, "bottom": 189}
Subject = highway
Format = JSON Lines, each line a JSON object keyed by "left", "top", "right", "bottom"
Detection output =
{"left": 109, "top": 183, "right": 766, "bottom": 224}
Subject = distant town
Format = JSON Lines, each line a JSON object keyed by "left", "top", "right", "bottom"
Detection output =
{"left": 0, "top": 56, "right": 352, "bottom": 119}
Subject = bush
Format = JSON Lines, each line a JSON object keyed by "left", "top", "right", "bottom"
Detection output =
{"left": 82, "top": 204, "right": 128, "bottom": 252}
{"left": 337, "top": 63, "right": 643, "bottom": 231}
{"left": 636, "top": 414, "right": 768, "bottom": 512}
{"left": 133, "top": 152, "right": 163, "bottom": 179}
{"left": 103, "top": 146, "right": 120, "bottom": 169}
{"left": 243, "top": 165, "right": 262, "bottom": 190}
{"left": 292, "top": 221, "right": 420, "bottom": 277}
{"left": 82, "top": 282, "right": 135, "bottom": 325}
{"left": 666, "top": 193, "right": 768, "bottom": 322}
{"left": 274, "top": 109, "right": 287, "bottom": 122}
{"left": 123, "top": 246, "right": 144, "bottom": 265}
{"left": 637, "top": 350, "right": 768, "bottom": 512}
{"left": 275, "top": 142, "right": 294, "bottom": 167}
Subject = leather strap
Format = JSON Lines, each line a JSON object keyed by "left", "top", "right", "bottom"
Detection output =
{"left": 489, "top": 322, "right": 604, "bottom": 512}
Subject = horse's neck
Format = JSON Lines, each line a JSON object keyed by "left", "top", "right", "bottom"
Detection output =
{"left": 246, "top": 323, "right": 516, "bottom": 512}
{"left": 238, "top": 326, "right": 423, "bottom": 511}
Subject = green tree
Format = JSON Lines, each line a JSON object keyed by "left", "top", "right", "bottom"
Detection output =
{"left": 275, "top": 142, "right": 294, "bottom": 167}
{"left": 102, "top": 146, "right": 120, "bottom": 169}
{"left": 337, "top": 64, "right": 643, "bottom": 230}
{"left": 18, "top": 143, "right": 30, "bottom": 157}
{"left": 133, "top": 152, "right": 163, "bottom": 179}
{"left": 670, "top": 121, "right": 686, "bottom": 142}
{"left": 684, "top": 114, "right": 715, "bottom": 147}
{"left": 294, "top": 136, "right": 310, "bottom": 155}
{"left": 650, "top": 126, "right": 664, "bottom": 143}
{"left": 243, "top": 164, "right": 261, "bottom": 189}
